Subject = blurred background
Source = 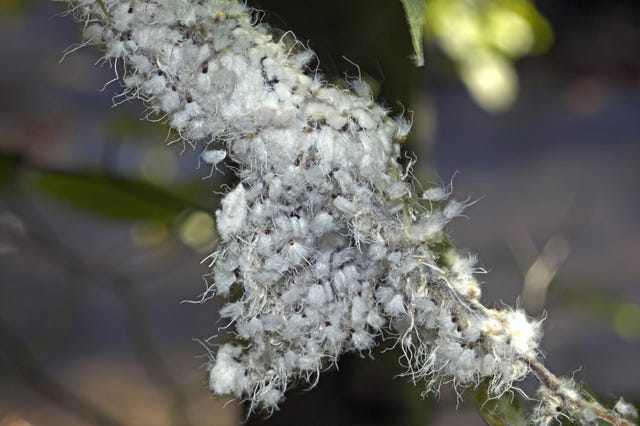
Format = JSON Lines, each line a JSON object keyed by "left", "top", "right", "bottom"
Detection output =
{"left": 0, "top": 0, "right": 638, "bottom": 425}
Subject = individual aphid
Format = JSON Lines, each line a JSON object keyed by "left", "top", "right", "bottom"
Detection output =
{"left": 199, "top": 149, "right": 226, "bottom": 177}
{"left": 201, "top": 148, "right": 226, "bottom": 165}
{"left": 383, "top": 294, "right": 406, "bottom": 317}
{"left": 216, "top": 183, "right": 247, "bottom": 241}
{"left": 350, "top": 78, "right": 372, "bottom": 99}
{"left": 422, "top": 186, "right": 450, "bottom": 202}
{"left": 422, "top": 173, "right": 459, "bottom": 202}
{"left": 213, "top": 268, "right": 236, "bottom": 296}
{"left": 306, "top": 284, "right": 327, "bottom": 307}
{"left": 130, "top": 54, "right": 153, "bottom": 74}
{"left": 351, "top": 329, "right": 374, "bottom": 350}
{"left": 283, "top": 239, "right": 312, "bottom": 267}
{"left": 310, "top": 211, "right": 334, "bottom": 236}
{"left": 105, "top": 40, "right": 126, "bottom": 59}
{"left": 443, "top": 197, "right": 477, "bottom": 220}
{"left": 394, "top": 115, "right": 413, "bottom": 142}
{"left": 84, "top": 24, "right": 105, "bottom": 44}
{"left": 236, "top": 317, "right": 264, "bottom": 339}
{"left": 333, "top": 195, "right": 357, "bottom": 215}
{"left": 350, "top": 108, "right": 376, "bottom": 131}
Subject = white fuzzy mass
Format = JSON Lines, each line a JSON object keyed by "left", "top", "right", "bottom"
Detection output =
{"left": 63, "top": 0, "right": 543, "bottom": 414}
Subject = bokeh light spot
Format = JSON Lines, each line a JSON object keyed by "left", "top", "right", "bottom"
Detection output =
{"left": 178, "top": 210, "right": 216, "bottom": 253}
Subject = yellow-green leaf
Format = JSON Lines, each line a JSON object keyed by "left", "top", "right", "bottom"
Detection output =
{"left": 400, "top": 0, "right": 426, "bottom": 66}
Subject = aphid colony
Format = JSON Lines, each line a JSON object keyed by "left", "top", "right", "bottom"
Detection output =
{"left": 66, "top": 0, "right": 542, "bottom": 415}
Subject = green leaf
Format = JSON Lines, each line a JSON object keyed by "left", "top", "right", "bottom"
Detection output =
{"left": 29, "top": 169, "right": 199, "bottom": 221}
{"left": 95, "top": 0, "right": 110, "bottom": 22}
{"left": 400, "top": 0, "right": 426, "bottom": 66}
{"left": 475, "top": 381, "right": 527, "bottom": 426}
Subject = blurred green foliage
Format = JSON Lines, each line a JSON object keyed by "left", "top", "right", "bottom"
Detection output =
{"left": 0, "top": 0, "right": 23, "bottom": 13}
{"left": 0, "top": 148, "right": 219, "bottom": 251}
{"left": 0, "top": 153, "right": 20, "bottom": 190}
{"left": 559, "top": 286, "right": 640, "bottom": 342}
{"left": 29, "top": 168, "right": 196, "bottom": 221}
{"left": 401, "top": 0, "right": 552, "bottom": 112}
